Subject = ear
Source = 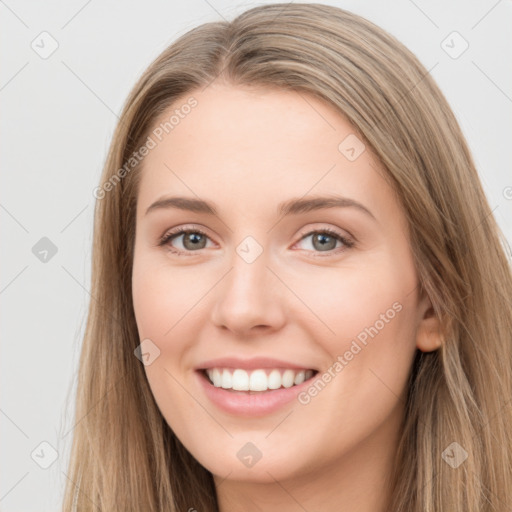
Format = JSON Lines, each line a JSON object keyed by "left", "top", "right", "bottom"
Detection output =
{"left": 415, "top": 293, "right": 442, "bottom": 352}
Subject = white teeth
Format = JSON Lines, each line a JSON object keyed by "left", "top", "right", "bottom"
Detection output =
{"left": 212, "top": 368, "right": 222, "bottom": 387}
{"left": 221, "top": 369, "right": 232, "bottom": 389}
{"left": 232, "top": 369, "right": 249, "bottom": 390}
{"left": 281, "top": 369, "right": 295, "bottom": 388}
{"left": 268, "top": 369, "right": 281, "bottom": 390}
{"left": 205, "top": 367, "right": 315, "bottom": 391}
{"left": 294, "top": 370, "right": 305, "bottom": 385}
{"left": 249, "top": 369, "right": 268, "bottom": 391}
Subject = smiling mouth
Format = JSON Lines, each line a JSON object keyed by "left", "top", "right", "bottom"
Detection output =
{"left": 200, "top": 367, "right": 319, "bottom": 393}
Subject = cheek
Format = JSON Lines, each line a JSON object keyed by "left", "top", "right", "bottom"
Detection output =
{"left": 288, "top": 254, "right": 416, "bottom": 348}
{"left": 131, "top": 255, "right": 214, "bottom": 405}
{"left": 132, "top": 258, "right": 202, "bottom": 434}
{"left": 293, "top": 253, "right": 418, "bottom": 408}
{"left": 132, "top": 254, "right": 206, "bottom": 341}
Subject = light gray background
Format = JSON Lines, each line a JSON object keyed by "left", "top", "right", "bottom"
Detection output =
{"left": 1, "top": 0, "right": 511, "bottom": 510}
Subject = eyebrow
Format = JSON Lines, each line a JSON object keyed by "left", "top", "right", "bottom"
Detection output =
{"left": 145, "top": 195, "right": 376, "bottom": 220}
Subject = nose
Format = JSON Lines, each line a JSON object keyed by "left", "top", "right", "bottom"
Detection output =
{"left": 210, "top": 247, "right": 287, "bottom": 337}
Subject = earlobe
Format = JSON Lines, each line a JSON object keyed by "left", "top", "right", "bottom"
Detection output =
{"left": 416, "top": 302, "right": 443, "bottom": 353}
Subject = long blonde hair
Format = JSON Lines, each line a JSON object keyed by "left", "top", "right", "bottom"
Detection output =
{"left": 62, "top": 3, "right": 512, "bottom": 511}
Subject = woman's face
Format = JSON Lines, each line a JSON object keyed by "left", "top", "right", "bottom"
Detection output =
{"left": 132, "top": 83, "right": 438, "bottom": 485}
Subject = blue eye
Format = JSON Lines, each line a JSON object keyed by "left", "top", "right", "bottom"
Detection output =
{"left": 158, "top": 226, "right": 354, "bottom": 257}
{"left": 158, "top": 227, "right": 212, "bottom": 255}
{"left": 295, "top": 228, "right": 354, "bottom": 257}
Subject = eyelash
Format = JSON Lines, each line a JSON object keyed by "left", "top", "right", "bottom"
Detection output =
{"left": 157, "top": 225, "right": 355, "bottom": 258}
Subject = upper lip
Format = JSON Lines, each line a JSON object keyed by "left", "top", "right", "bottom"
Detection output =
{"left": 196, "top": 357, "right": 318, "bottom": 372}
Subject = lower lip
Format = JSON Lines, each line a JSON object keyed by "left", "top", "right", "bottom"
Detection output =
{"left": 196, "top": 370, "right": 316, "bottom": 417}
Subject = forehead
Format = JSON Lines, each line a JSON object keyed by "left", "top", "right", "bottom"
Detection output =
{"left": 136, "top": 83, "right": 396, "bottom": 221}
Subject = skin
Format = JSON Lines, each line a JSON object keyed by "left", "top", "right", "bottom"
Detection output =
{"left": 131, "top": 83, "right": 441, "bottom": 512}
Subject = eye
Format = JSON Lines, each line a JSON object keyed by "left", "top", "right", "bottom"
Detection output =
{"left": 158, "top": 225, "right": 355, "bottom": 257}
{"left": 158, "top": 225, "right": 214, "bottom": 256}
{"left": 294, "top": 228, "right": 354, "bottom": 257}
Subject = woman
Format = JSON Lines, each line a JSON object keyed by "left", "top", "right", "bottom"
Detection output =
{"left": 63, "top": 3, "right": 512, "bottom": 511}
